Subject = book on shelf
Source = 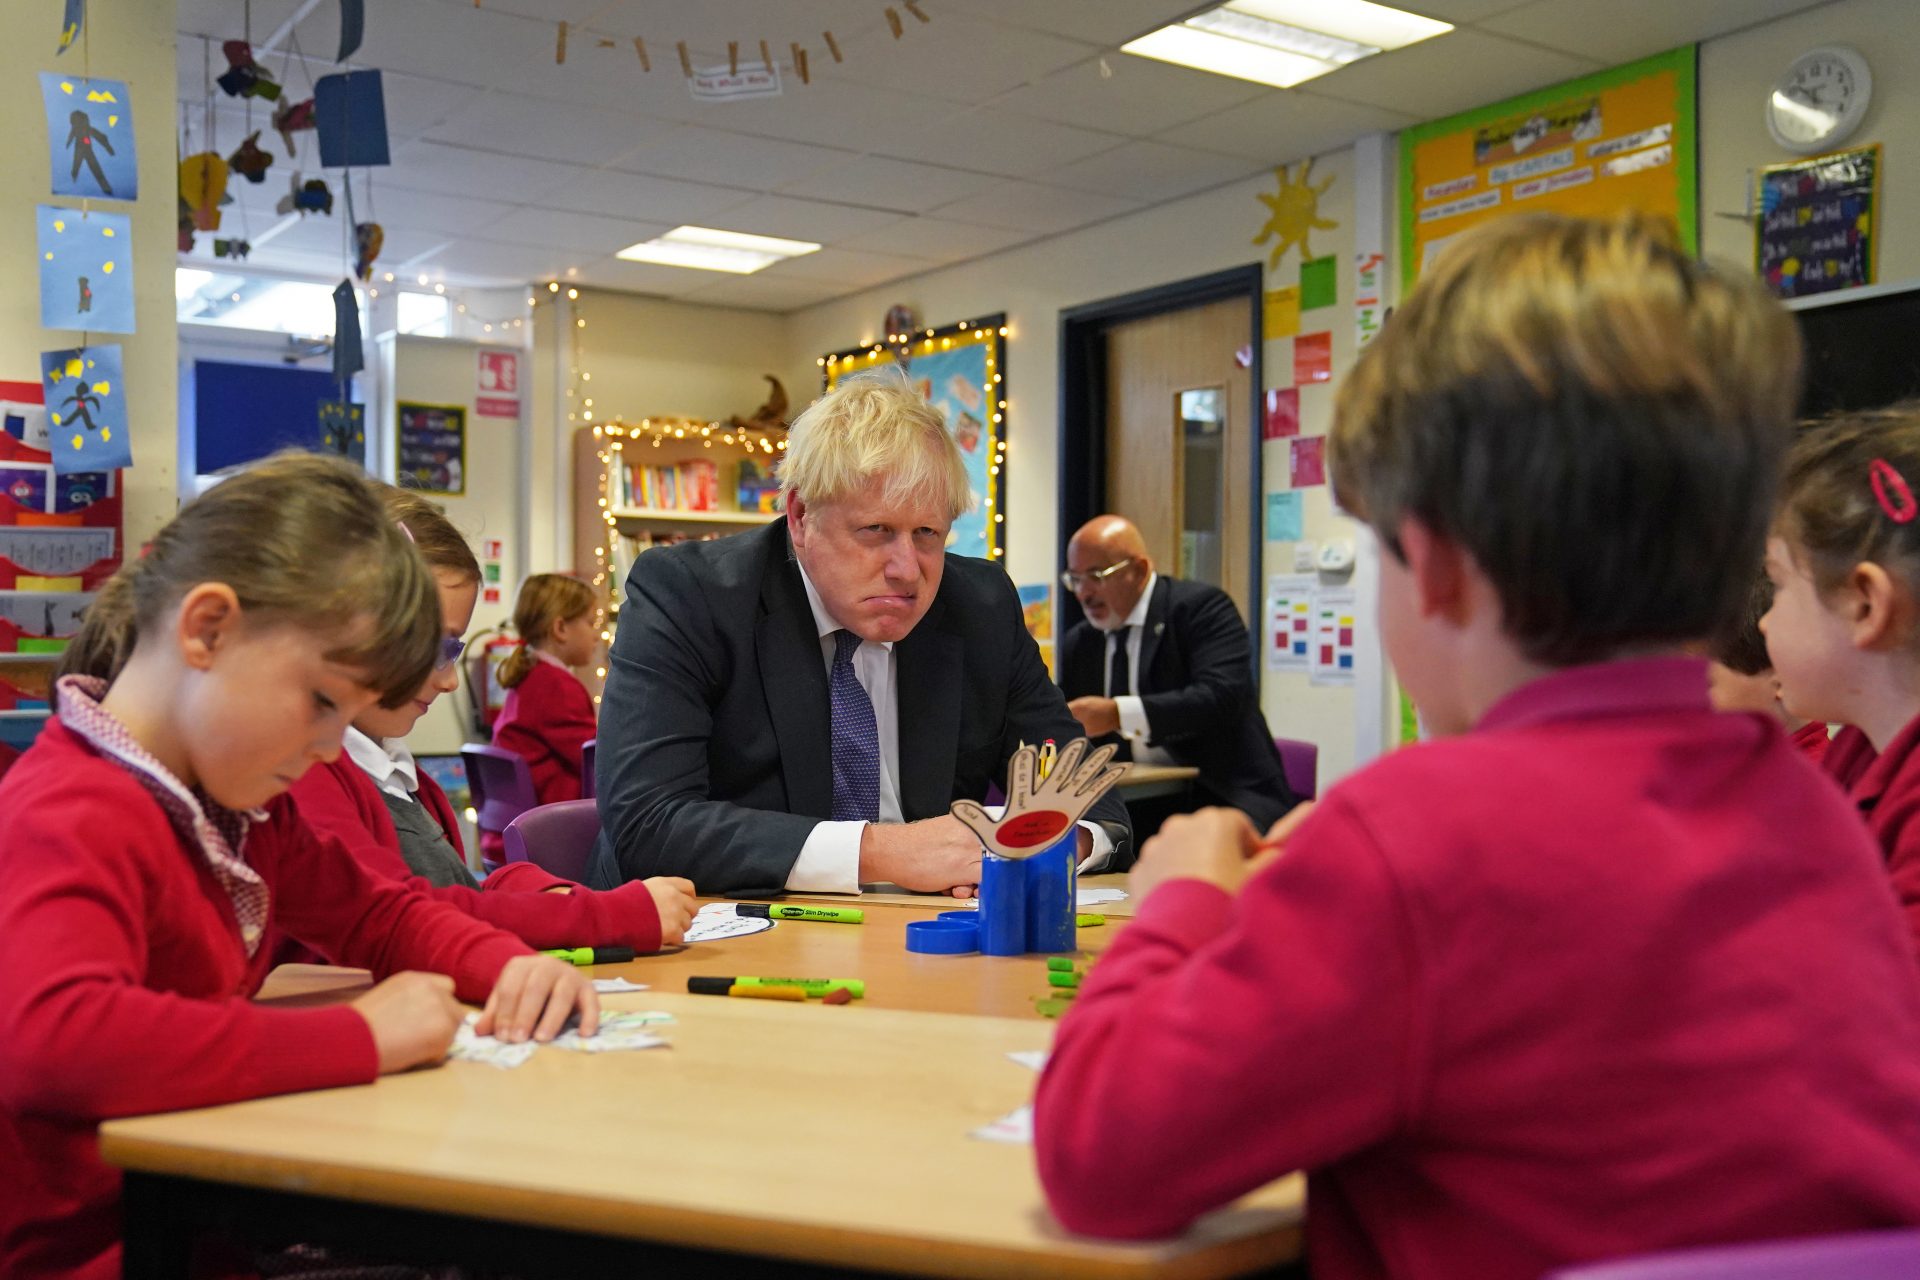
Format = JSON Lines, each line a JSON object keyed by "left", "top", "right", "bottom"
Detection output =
{"left": 607, "top": 528, "right": 729, "bottom": 606}
{"left": 611, "top": 458, "right": 720, "bottom": 512}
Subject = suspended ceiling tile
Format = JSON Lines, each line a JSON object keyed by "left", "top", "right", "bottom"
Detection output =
{"left": 1479, "top": 0, "right": 1831, "bottom": 64}
{"left": 360, "top": 189, "right": 520, "bottom": 239}
{"left": 927, "top": 180, "right": 1141, "bottom": 234}
{"left": 929, "top": 0, "right": 1202, "bottom": 45}
{"left": 477, "top": 206, "right": 672, "bottom": 256}
{"left": 439, "top": 238, "right": 583, "bottom": 283}
{"left": 992, "top": 55, "right": 1270, "bottom": 137}
{"left": 177, "top": 0, "right": 307, "bottom": 36}
{"left": 697, "top": 193, "right": 920, "bottom": 244}
{"left": 850, "top": 215, "right": 1037, "bottom": 262}
{"left": 1389, "top": 0, "right": 1538, "bottom": 19}
{"left": 1155, "top": 91, "right": 1421, "bottom": 164}
{"left": 421, "top": 93, "right": 654, "bottom": 166}
{"left": 1045, "top": 140, "right": 1259, "bottom": 203}
{"left": 874, "top": 108, "right": 1126, "bottom": 179}
{"left": 607, "top": 124, "right": 851, "bottom": 191}
{"left": 679, "top": 273, "right": 850, "bottom": 312}
{"left": 386, "top": 140, "right": 589, "bottom": 197}
{"left": 678, "top": 80, "right": 954, "bottom": 155}
{"left": 758, "top": 246, "right": 938, "bottom": 288}
{"left": 570, "top": 254, "right": 732, "bottom": 297}
{"left": 820, "top": 12, "right": 1098, "bottom": 104}
{"left": 540, "top": 169, "right": 755, "bottom": 225}
{"left": 1307, "top": 30, "right": 1602, "bottom": 122}
{"left": 775, "top": 154, "right": 1004, "bottom": 214}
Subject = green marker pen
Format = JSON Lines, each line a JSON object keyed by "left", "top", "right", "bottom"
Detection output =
{"left": 1047, "top": 970, "right": 1081, "bottom": 989}
{"left": 734, "top": 903, "right": 864, "bottom": 924}
{"left": 1047, "top": 957, "right": 1076, "bottom": 972}
{"left": 687, "top": 975, "right": 865, "bottom": 999}
{"left": 542, "top": 946, "right": 636, "bottom": 966}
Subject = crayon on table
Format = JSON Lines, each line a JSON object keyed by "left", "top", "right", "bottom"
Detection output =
{"left": 734, "top": 903, "right": 865, "bottom": 924}
{"left": 727, "top": 983, "right": 806, "bottom": 1001}
{"left": 687, "top": 976, "right": 865, "bottom": 999}
{"left": 1047, "top": 970, "right": 1081, "bottom": 989}
{"left": 542, "top": 946, "right": 637, "bottom": 966}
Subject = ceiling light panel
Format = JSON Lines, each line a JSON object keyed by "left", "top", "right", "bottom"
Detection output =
{"left": 615, "top": 225, "right": 822, "bottom": 274}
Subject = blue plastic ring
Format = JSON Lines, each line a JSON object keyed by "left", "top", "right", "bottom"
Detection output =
{"left": 905, "top": 917, "right": 979, "bottom": 955}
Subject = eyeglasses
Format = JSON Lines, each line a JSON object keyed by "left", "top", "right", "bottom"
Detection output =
{"left": 1060, "top": 558, "right": 1139, "bottom": 592}
{"left": 436, "top": 634, "right": 468, "bottom": 671}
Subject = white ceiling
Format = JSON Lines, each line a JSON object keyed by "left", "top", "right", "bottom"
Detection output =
{"left": 173, "top": 0, "right": 1830, "bottom": 312}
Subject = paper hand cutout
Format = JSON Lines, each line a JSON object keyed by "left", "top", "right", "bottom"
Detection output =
{"left": 952, "top": 738, "right": 1126, "bottom": 860}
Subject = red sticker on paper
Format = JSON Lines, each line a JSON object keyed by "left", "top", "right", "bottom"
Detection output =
{"left": 995, "top": 810, "right": 1070, "bottom": 848}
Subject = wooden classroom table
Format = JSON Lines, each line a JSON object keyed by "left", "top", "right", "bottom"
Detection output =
{"left": 788, "top": 870, "right": 1141, "bottom": 919}
{"left": 103, "top": 953, "right": 1305, "bottom": 1280}
{"left": 1114, "top": 762, "right": 1201, "bottom": 802}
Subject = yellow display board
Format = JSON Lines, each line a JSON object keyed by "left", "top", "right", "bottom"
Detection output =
{"left": 1400, "top": 46, "right": 1697, "bottom": 287}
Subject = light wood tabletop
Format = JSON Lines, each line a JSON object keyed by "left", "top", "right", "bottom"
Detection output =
{"left": 1115, "top": 762, "right": 1201, "bottom": 801}
{"left": 103, "top": 989, "right": 1303, "bottom": 1279}
{"left": 788, "top": 871, "right": 1141, "bottom": 919}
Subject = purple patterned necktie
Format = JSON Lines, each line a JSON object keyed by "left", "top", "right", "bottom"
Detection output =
{"left": 829, "top": 629, "right": 881, "bottom": 822}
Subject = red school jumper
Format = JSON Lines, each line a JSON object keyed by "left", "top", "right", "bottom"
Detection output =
{"left": 1826, "top": 713, "right": 1920, "bottom": 959}
{"left": 285, "top": 755, "right": 662, "bottom": 952}
{"left": 1035, "top": 658, "right": 1920, "bottom": 1280}
{"left": 1792, "top": 719, "right": 1832, "bottom": 764}
{"left": 0, "top": 702, "right": 532, "bottom": 1280}
{"left": 493, "top": 651, "right": 596, "bottom": 806}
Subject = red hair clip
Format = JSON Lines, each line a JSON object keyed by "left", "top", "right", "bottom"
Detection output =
{"left": 1871, "top": 459, "right": 1918, "bottom": 525}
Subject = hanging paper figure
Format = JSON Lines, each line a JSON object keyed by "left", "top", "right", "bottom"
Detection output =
{"left": 40, "top": 345, "right": 131, "bottom": 475}
{"left": 63, "top": 109, "right": 114, "bottom": 195}
{"left": 177, "top": 200, "right": 196, "bottom": 253}
{"left": 216, "top": 41, "right": 282, "bottom": 100}
{"left": 76, "top": 277, "right": 91, "bottom": 314}
{"left": 276, "top": 175, "right": 333, "bottom": 217}
{"left": 40, "top": 74, "right": 137, "bottom": 200}
{"left": 213, "top": 239, "right": 250, "bottom": 260}
{"left": 56, "top": 0, "right": 84, "bottom": 55}
{"left": 353, "top": 222, "right": 383, "bottom": 280}
{"left": 272, "top": 97, "right": 315, "bottom": 156}
{"left": 38, "top": 205, "right": 133, "bottom": 333}
{"left": 228, "top": 132, "right": 274, "bottom": 183}
{"left": 179, "top": 152, "right": 229, "bottom": 231}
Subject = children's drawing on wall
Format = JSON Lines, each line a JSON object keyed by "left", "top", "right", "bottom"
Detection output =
{"left": 39, "top": 73, "right": 137, "bottom": 200}
{"left": 40, "top": 345, "right": 132, "bottom": 474}
{"left": 56, "top": 0, "right": 85, "bottom": 55}
{"left": 1254, "top": 158, "right": 1337, "bottom": 268}
{"left": 38, "top": 206, "right": 133, "bottom": 333}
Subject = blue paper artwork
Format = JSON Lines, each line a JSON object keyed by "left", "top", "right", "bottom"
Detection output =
{"left": 900, "top": 344, "right": 992, "bottom": 558}
{"left": 38, "top": 205, "right": 134, "bottom": 333}
{"left": 40, "top": 345, "right": 132, "bottom": 475}
{"left": 40, "top": 73, "right": 137, "bottom": 199}
{"left": 314, "top": 70, "right": 389, "bottom": 168}
{"left": 56, "top": 0, "right": 85, "bottom": 54}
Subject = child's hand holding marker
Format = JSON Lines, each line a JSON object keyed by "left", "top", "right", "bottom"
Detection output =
{"left": 1129, "top": 801, "right": 1316, "bottom": 902}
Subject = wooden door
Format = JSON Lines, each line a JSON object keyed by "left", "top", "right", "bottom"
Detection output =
{"left": 1103, "top": 297, "right": 1253, "bottom": 617}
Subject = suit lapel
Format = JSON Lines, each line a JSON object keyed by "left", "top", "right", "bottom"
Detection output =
{"left": 895, "top": 596, "right": 962, "bottom": 818}
{"left": 756, "top": 527, "right": 833, "bottom": 818}
{"left": 1136, "top": 576, "right": 1172, "bottom": 686}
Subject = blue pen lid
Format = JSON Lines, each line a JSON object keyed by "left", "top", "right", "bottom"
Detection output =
{"left": 905, "top": 917, "right": 979, "bottom": 955}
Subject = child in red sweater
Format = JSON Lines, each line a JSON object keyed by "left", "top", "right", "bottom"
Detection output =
{"left": 1033, "top": 216, "right": 1920, "bottom": 1280}
{"left": 1706, "top": 571, "right": 1830, "bottom": 763}
{"left": 1762, "top": 406, "right": 1920, "bottom": 957}
{"left": 0, "top": 454, "right": 596, "bottom": 1280}
{"left": 287, "top": 487, "right": 693, "bottom": 947}
{"left": 493, "top": 572, "right": 600, "bottom": 805}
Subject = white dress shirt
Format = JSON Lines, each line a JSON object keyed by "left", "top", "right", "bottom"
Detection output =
{"left": 1104, "top": 572, "right": 1177, "bottom": 766}
{"left": 784, "top": 562, "right": 1116, "bottom": 892}
{"left": 342, "top": 726, "right": 422, "bottom": 802}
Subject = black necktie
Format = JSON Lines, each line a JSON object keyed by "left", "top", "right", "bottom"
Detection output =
{"left": 1108, "top": 625, "right": 1132, "bottom": 700}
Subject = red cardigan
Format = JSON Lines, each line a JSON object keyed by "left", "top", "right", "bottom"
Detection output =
{"left": 1036, "top": 659, "right": 1920, "bottom": 1280}
{"left": 1827, "top": 714, "right": 1920, "bottom": 960}
{"left": 0, "top": 720, "right": 533, "bottom": 1280}
{"left": 493, "top": 656, "right": 596, "bottom": 806}
{"left": 285, "top": 755, "right": 662, "bottom": 952}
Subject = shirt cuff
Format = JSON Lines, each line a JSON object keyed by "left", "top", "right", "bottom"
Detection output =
{"left": 787, "top": 820, "right": 866, "bottom": 895}
{"left": 1115, "top": 695, "right": 1153, "bottom": 741}
{"left": 1076, "top": 820, "right": 1115, "bottom": 874}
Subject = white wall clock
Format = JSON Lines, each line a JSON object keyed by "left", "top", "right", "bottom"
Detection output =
{"left": 1767, "top": 45, "right": 1872, "bottom": 154}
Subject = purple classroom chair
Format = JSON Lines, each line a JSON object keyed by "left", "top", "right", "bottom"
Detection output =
{"left": 1544, "top": 1230, "right": 1920, "bottom": 1280}
{"left": 581, "top": 737, "right": 597, "bottom": 800}
{"left": 1273, "top": 736, "right": 1319, "bottom": 801}
{"left": 502, "top": 799, "right": 601, "bottom": 884}
{"left": 460, "top": 743, "right": 538, "bottom": 872}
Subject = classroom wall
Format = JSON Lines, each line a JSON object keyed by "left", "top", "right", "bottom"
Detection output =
{"left": 1699, "top": 0, "right": 1919, "bottom": 280}
{"left": 0, "top": 0, "right": 178, "bottom": 544}
{"left": 778, "top": 155, "right": 1374, "bottom": 780}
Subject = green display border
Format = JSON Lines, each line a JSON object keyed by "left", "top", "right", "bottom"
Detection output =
{"left": 1398, "top": 44, "right": 1699, "bottom": 290}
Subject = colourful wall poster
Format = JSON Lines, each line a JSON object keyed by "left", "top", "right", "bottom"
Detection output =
{"left": 40, "top": 344, "right": 130, "bottom": 474}
{"left": 1290, "top": 436, "right": 1327, "bottom": 488}
{"left": 38, "top": 205, "right": 133, "bottom": 333}
{"left": 1265, "top": 491, "right": 1303, "bottom": 541}
{"left": 1263, "top": 286, "right": 1300, "bottom": 338}
{"left": 1293, "top": 331, "right": 1332, "bottom": 385}
{"left": 396, "top": 401, "right": 466, "bottom": 495}
{"left": 1262, "top": 386, "right": 1299, "bottom": 440}
{"left": 39, "top": 73, "right": 137, "bottom": 200}
{"left": 1756, "top": 144, "right": 1878, "bottom": 299}
{"left": 1400, "top": 46, "right": 1697, "bottom": 288}
{"left": 1017, "top": 582, "right": 1054, "bottom": 676}
{"left": 1266, "top": 573, "right": 1314, "bottom": 673}
{"left": 1299, "top": 255, "right": 1337, "bottom": 310}
{"left": 1309, "top": 586, "right": 1358, "bottom": 687}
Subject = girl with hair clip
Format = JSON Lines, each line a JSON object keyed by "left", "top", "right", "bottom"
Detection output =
{"left": 1766, "top": 404, "right": 1920, "bottom": 957}
{"left": 284, "top": 489, "right": 693, "bottom": 950}
{"left": 493, "top": 572, "right": 601, "bottom": 806}
{"left": 0, "top": 453, "right": 596, "bottom": 1280}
